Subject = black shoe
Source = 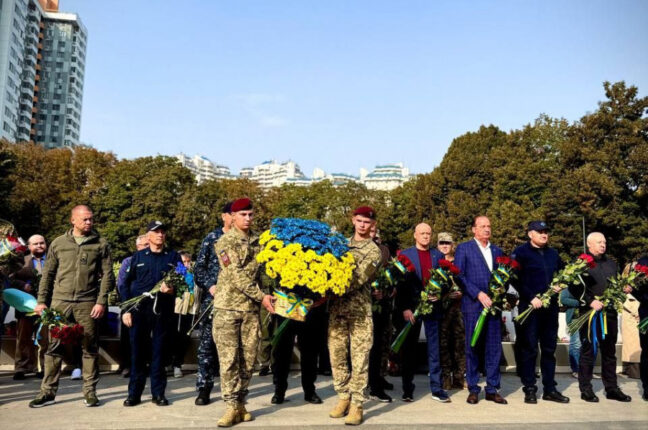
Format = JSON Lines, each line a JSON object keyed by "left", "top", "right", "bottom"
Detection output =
{"left": 304, "top": 392, "right": 323, "bottom": 404}
{"left": 381, "top": 378, "right": 394, "bottom": 391}
{"left": 195, "top": 388, "right": 211, "bottom": 406}
{"left": 35, "top": 371, "right": 44, "bottom": 379}
{"left": 13, "top": 372, "right": 26, "bottom": 380}
{"left": 259, "top": 366, "right": 270, "bottom": 376}
{"left": 580, "top": 390, "right": 599, "bottom": 402}
{"left": 152, "top": 395, "right": 169, "bottom": 406}
{"left": 370, "top": 390, "right": 392, "bottom": 403}
{"left": 402, "top": 392, "right": 414, "bottom": 402}
{"left": 123, "top": 397, "right": 141, "bottom": 407}
{"left": 271, "top": 392, "right": 285, "bottom": 404}
{"left": 29, "top": 393, "right": 56, "bottom": 408}
{"left": 524, "top": 391, "right": 537, "bottom": 404}
{"left": 543, "top": 391, "right": 569, "bottom": 403}
{"left": 606, "top": 388, "right": 631, "bottom": 402}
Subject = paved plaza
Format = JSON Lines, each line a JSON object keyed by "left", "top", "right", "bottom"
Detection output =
{"left": 0, "top": 371, "right": 646, "bottom": 429}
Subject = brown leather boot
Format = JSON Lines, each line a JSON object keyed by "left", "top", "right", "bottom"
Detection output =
{"left": 329, "top": 398, "right": 350, "bottom": 418}
{"left": 442, "top": 376, "right": 453, "bottom": 391}
{"left": 217, "top": 405, "right": 241, "bottom": 427}
{"left": 344, "top": 404, "right": 363, "bottom": 425}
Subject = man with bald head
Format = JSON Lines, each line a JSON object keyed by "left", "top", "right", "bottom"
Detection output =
{"left": 30, "top": 205, "right": 115, "bottom": 408}
{"left": 454, "top": 216, "right": 506, "bottom": 404}
{"left": 13, "top": 235, "right": 48, "bottom": 380}
{"left": 569, "top": 232, "right": 632, "bottom": 402}
{"left": 397, "top": 223, "right": 449, "bottom": 402}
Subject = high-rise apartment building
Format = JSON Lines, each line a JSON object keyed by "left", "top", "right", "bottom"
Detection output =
{"left": 0, "top": 0, "right": 86, "bottom": 148}
{"left": 176, "top": 153, "right": 232, "bottom": 183}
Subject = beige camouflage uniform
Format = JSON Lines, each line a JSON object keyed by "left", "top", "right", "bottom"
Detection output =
{"left": 211, "top": 227, "right": 264, "bottom": 408}
{"left": 328, "top": 237, "right": 382, "bottom": 405}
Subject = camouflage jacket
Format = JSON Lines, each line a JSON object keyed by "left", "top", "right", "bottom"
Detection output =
{"left": 212, "top": 227, "right": 264, "bottom": 312}
{"left": 194, "top": 228, "right": 225, "bottom": 293}
{"left": 330, "top": 237, "right": 382, "bottom": 318}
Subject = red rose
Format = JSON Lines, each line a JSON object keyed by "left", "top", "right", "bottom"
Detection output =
{"left": 511, "top": 260, "right": 520, "bottom": 270}
{"left": 496, "top": 256, "right": 511, "bottom": 266}
{"left": 73, "top": 324, "right": 84, "bottom": 337}
{"left": 579, "top": 253, "right": 596, "bottom": 268}
{"left": 50, "top": 326, "right": 62, "bottom": 338}
{"left": 449, "top": 265, "right": 460, "bottom": 276}
{"left": 438, "top": 259, "right": 452, "bottom": 269}
{"left": 397, "top": 254, "right": 416, "bottom": 272}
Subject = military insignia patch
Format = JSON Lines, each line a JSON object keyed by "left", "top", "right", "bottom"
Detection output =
{"left": 219, "top": 250, "right": 231, "bottom": 267}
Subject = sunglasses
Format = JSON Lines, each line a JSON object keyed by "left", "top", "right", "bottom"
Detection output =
{"left": 438, "top": 241, "right": 452, "bottom": 245}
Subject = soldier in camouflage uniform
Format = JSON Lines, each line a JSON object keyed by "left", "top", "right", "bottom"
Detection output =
{"left": 193, "top": 201, "right": 233, "bottom": 405}
{"left": 211, "top": 198, "right": 276, "bottom": 427}
{"left": 328, "top": 206, "right": 382, "bottom": 426}
{"left": 436, "top": 232, "right": 466, "bottom": 390}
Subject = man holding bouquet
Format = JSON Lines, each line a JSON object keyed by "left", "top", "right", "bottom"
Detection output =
{"left": 511, "top": 221, "right": 569, "bottom": 404}
{"left": 454, "top": 215, "right": 506, "bottom": 405}
{"left": 397, "top": 223, "right": 448, "bottom": 403}
{"left": 121, "top": 220, "right": 181, "bottom": 407}
{"left": 328, "top": 206, "right": 382, "bottom": 425}
{"left": 30, "top": 205, "right": 114, "bottom": 408}
{"left": 569, "top": 232, "right": 631, "bottom": 402}
{"left": 212, "top": 198, "right": 276, "bottom": 427}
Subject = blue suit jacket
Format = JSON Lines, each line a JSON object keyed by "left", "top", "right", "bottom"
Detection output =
{"left": 454, "top": 239, "right": 504, "bottom": 314}
{"left": 397, "top": 247, "right": 444, "bottom": 314}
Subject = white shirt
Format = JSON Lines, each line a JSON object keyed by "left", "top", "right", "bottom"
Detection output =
{"left": 474, "top": 238, "right": 493, "bottom": 271}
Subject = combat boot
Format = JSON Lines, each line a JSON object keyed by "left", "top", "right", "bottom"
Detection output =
{"left": 344, "top": 404, "right": 363, "bottom": 426}
{"left": 238, "top": 404, "right": 253, "bottom": 422}
{"left": 329, "top": 398, "right": 350, "bottom": 418}
{"left": 217, "top": 405, "right": 241, "bottom": 427}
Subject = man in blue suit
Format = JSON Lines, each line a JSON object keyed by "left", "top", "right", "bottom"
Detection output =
{"left": 397, "top": 223, "right": 449, "bottom": 403}
{"left": 454, "top": 216, "right": 507, "bottom": 405}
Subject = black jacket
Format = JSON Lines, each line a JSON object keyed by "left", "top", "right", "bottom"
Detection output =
{"left": 569, "top": 252, "right": 617, "bottom": 313}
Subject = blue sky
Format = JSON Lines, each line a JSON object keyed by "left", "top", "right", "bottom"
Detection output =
{"left": 63, "top": 0, "right": 648, "bottom": 176}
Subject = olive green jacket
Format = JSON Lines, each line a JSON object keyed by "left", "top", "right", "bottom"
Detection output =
{"left": 37, "top": 229, "right": 114, "bottom": 306}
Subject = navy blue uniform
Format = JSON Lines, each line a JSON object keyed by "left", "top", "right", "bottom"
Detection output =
{"left": 511, "top": 241, "right": 564, "bottom": 395}
{"left": 122, "top": 248, "right": 181, "bottom": 400}
{"left": 193, "top": 228, "right": 224, "bottom": 392}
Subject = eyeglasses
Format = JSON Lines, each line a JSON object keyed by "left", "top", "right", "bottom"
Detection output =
{"left": 438, "top": 241, "right": 452, "bottom": 245}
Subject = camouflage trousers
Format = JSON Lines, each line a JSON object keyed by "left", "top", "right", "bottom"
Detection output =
{"left": 196, "top": 295, "right": 219, "bottom": 391}
{"left": 328, "top": 311, "right": 373, "bottom": 405}
{"left": 212, "top": 308, "right": 260, "bottom": 406}
{"left": 439, "top": 304, "right": 465, "bottom": 382}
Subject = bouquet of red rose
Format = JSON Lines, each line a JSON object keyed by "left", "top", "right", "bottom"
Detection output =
{"left": 371, "top": 254, "right": 416, "bottom": 312}
{"left": 470, "top": 256, "right": 519, "bottom": 347}
{"left": 568, "top": 263, "right": 647, "bottom": 356}
{"left": 38, "top": 308, "right": 84, "bottom": 345}
{"left": 391, "top": 258, "right": 460, "bottom": 353}
{"left": 516, "top": 253, "right": 596, "bottom": 324}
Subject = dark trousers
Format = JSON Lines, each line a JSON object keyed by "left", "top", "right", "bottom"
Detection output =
{"left": 119, "top": 312, "right": 131, "bottom": 370}
{"left": 439, "top": 304, "right": 465, "bottom": 382}
{"left": 395, "top": 317, "right": 422, "bottom": 395}
{"left": 272, "top": 312, "right": 318, "bottom": 396}
{"left": 368, "top": 304, "right": 391, "bottom": 391}
{"left": 578, "top": 311, "right": 618, "bottom": 393}
{"left": 423, "top": 318, "right": 443, "bottom": 393}
{"left": 464, "top": 311, "right": 501, "bottom": 394}
{"left": 171, "top": 314, "right": 193, "bottom": 368}
{"left": 640, "top": 306, "right": 648, "bottom": 393}
{"left": 516, "top": 306, "right": 558, "bottom": 394}
{"left": 196, "top": 295, "right": 219, "bottom": 391}
{"left": 128, "top": 301, "right": 172, "bottom": 399}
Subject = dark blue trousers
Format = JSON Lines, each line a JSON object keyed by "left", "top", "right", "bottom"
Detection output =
{"left": 423, "top": 318, "right": 443, "bottom": 393}
{"left": 515, "top": 306, "right": 558, "bottom": 394}
{"left": 464, "top": 311, "right": 501, "bottom": 394}
{"left": 128, "top": 300, "right": 172, "bottom": 399}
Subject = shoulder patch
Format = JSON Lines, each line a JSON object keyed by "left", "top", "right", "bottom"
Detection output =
{"left": 219, "top": 250, "right": 231, "bottom": 267}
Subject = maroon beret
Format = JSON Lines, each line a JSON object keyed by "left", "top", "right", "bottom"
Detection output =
{"left": 231, "top": 198, "right": 253, "bottom": 212}
{"left": 352, "top": 206, "right": 376, "bottom": 219}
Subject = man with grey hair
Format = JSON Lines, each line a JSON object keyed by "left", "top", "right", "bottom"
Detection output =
{"left": 570, "top": 232, "right": 631, "bottom": 402}
{"left": 116, "top": 235, "right": 149, "bottom": 378}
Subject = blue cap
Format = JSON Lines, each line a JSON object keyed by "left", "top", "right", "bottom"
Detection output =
{"left": 527, "top": 220, "right": 549, "bottom": 232}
